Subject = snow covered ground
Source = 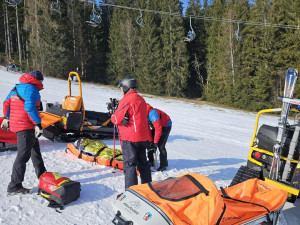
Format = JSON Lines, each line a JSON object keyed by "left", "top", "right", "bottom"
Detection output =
{"left": 0, "top": 67, "right": 299, "bottom": 225}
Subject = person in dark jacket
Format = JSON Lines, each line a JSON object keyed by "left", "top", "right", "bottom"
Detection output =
{"left": 111, "top": 77, "right": 152, "bottom": 189}
{"left": 146, "top": 103, "right": 172, "bottom": 171}
{"left": 1, "top": 70, "right": 46, "bottom": 194}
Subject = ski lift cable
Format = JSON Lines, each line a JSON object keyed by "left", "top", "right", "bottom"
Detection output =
{"left": 94, "top": 1, "right": 299, "bottom": 30}
{"left": 189, "top": 17, "right": 194, "bottom": 32}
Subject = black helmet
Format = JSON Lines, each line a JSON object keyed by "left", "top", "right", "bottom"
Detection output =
{"left": 118, "top": 77, "right": 137, "bottom": 94}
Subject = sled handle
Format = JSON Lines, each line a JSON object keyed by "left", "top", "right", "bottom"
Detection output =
{"left": 68, "top": 71, "right": 85, "bottom": 131}
{"left": 250, "top": 108, "right": 300, "bottom": 148}
{"left": 40, "top": 191, "right": 51, "bottom": 199}
{"left": 68, "top": 71, "right": 82, "bottom": 98}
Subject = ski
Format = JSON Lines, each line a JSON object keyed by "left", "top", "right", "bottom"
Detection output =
{"left": 269, "top": 68, "right": 298, "bottom": 180}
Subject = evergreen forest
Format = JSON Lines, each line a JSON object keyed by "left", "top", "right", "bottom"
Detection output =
{"left": 1, "top": 0, "right": 300, "bottom": 111}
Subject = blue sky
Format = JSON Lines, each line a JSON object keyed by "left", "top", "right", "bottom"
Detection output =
{"left": 181, "top": 0, "right": 189, "bottom": 10}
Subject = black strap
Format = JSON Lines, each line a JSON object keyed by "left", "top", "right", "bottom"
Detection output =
{"left": 12, "top": 85, "right": 25, "bottom": 102}
{"left": 185, "top": 174, "right": 209, "bottom": 196}
{"left": 220, "top": 187, "right": 228, "bottom": 198}
{"left": 47, "top": 200, "right": 64, "bottom": 211}
{"left": 110, "top": 153, "right": 123, "bottom": 166}
{"left": 216, "top": 203, "right": 227, "bottom": 225}
{"left": 93, "top": 147, "right": 107, "bottom": 162}
{"left": 78, "top": 150, "right": 83, "bottom": 159}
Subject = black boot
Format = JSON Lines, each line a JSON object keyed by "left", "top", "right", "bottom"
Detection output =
{"left": 8, "top": 187, "right": 31, "bottom": 195}
{"left": 157, "top": 165, "right": 167, "bottom": 171}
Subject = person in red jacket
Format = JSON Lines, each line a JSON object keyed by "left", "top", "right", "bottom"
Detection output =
{"left": 1, "top": 70, "right": 46, "bottom": 194}
{"left": 111, "top": 77, "right": 152, "bottom": 189}
{"left": 146, "top": 103, "right": 172, "bottom": 171}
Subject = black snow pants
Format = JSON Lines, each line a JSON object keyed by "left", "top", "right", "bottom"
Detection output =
{"left": 7, "top": 129, "right": 46, "bottom": 192}
{"left": 122, "top": 140, "right": 152, "bottom": 189}
{"left": 148, "top": 126, "right": 172, "bottom": 167}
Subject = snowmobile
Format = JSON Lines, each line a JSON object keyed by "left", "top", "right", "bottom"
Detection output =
{"left": 41, "top": 71, "right": 118, "bottom": 142}
{"left": 231, "top": 105, "right": 300, "bottom": 203}
{"left": 112, "top": 173, "right": 287, "bottom": 225}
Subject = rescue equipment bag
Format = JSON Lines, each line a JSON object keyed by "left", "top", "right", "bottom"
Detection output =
{"left": 38, "top": 172, "right": 81, "bottom": 209}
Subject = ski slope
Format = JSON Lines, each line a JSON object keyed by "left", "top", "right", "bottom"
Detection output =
{"left": 0, "top": 67, "right": 299, "bottom": 225}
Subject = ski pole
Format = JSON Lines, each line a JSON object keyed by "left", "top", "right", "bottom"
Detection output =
{"left": 112, "top": 124, "right": 116, "bottom": 173}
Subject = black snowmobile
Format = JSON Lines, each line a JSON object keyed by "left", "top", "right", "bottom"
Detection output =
{"left": 41, "top": 71, "right": 118, "bottom": 142}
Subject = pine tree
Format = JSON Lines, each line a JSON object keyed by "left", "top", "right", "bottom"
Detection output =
{"left": 107, "top": 0, "right": 139, "bottom": 85}
{"left": 239, "top": 0, "right": 274, "bottom": 110}
{"left": 204, "top": 0, "right": 226, "bottom": 103}
{"left": 269, "top": 0, "right": 300, "bottom": 98}
{"left": 159, "top": 0, "right": 190, "bottom": 97}
{"left": 135, "top": 0, "right": 165, "bottom": 95}
{"left": 24, "top": 0, "right": 69, "bottom": 76}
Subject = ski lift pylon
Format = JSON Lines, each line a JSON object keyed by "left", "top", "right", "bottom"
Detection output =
{"left": 86, "top": 1, "right": 102, "bottom": 27}
{"left": 184, "top": 17, "right": 196, "bottom": 42}
{"left": 136, "top": 10, "right": 145, "bottom": 28}
{"left": 235, "top": 22, "right": 243, "bottom": 41}
{"left": 5, "top": 0, "right": 20, "bottom": 7}
{"left": 51, "top": 0, "right": 61, "bottom": 14}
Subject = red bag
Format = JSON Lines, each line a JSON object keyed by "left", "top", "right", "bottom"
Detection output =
{"left": 38, "top": 172, "right": 81, "bottom": 209}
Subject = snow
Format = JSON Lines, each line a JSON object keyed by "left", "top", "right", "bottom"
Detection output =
{"left": 0, "top": 67, "right": 299, "bottom": 225}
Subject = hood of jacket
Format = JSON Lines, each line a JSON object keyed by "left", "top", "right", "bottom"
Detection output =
{"left": 19, "top": 73, "right": 44, "bottom": 91}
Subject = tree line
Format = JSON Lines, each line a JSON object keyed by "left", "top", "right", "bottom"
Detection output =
{"left": 1, "top": 0, "right": 299, "bottom": 111}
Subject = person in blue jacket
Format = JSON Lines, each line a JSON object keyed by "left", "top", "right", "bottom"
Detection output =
{"left": 1, "top": 70, "right": 46, "bottom": 194}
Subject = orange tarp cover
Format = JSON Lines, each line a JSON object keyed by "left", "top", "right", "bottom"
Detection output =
{"left": 130, "top": 173, "right": 287, "bottom": 225}
{"left": 40, "top": 112, "right": 61, "bottom": 129}
{"left": 220, "top": 178, "right": 287, "bottom": 224}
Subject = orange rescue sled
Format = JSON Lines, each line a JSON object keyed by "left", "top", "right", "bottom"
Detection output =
{"left": 112, "top": 173, "right": 287, "bottom": 225}
{"left": 66, "top": 139, "right": 124, "bottom": 170}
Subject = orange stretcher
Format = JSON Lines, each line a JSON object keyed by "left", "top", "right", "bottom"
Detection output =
{"left": 66, "top": 143, "right": 124, "bottom": 170}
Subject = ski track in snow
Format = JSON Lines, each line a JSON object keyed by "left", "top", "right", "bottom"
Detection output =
{"left": 0, "top": 67, "right": 298, "bottom": 225}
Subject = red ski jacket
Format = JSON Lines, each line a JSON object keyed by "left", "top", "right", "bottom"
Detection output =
{"left": 146, "top": 104, "right": 172, "bottom": 144}
{"left": 3, "top": 74, "right": 43, "bottom": 133}
{"left": 111, "top": 90, "right": 150, "bottom": 142}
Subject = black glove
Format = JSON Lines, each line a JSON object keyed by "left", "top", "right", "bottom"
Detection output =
{"left": 122, "top": 112, "right": 129, "bottom": 126}
{"left": 35, "top": 124, "right": 43, "bottom": 138}
{"left": 1, "top": 117, "right": 9, "bottom": 131}
{"left": 149, "top": 142, "right": 157, "bottom": 149}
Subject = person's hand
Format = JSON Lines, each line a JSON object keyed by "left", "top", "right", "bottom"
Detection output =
{"left": 149, "top": 142, "right": 157, "bottom": 149}
{"left": 1, "top": 118, "right": 9, "bottom": 131}
{"left": 122, "top": 112, "right": 129, "bottom": 126}
{"left": 35, "top": 124, "right": 43, "bottom": 138}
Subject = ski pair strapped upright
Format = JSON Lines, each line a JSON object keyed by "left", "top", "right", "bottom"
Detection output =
{"left": 269, "top": 68, "right": 299, "bottom": 181}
